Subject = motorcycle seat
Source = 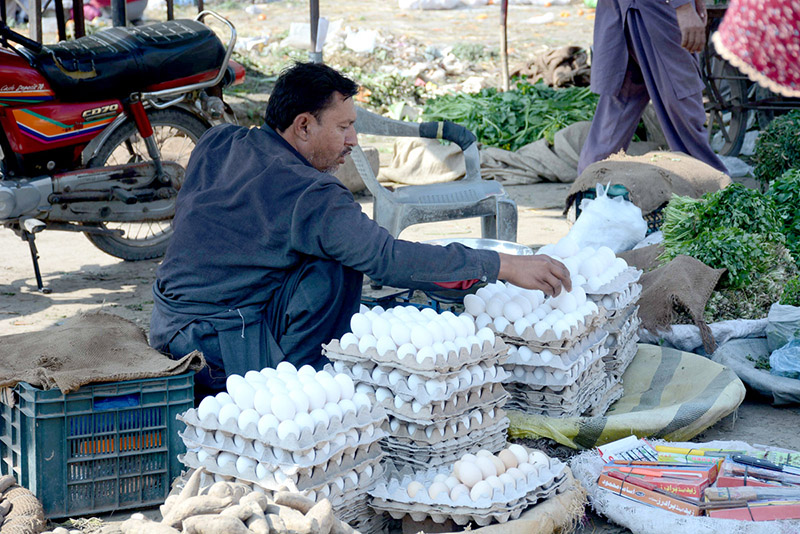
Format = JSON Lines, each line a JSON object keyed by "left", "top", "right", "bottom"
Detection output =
{"left": 25, "top": 19, "right": 225, "bottom": 102}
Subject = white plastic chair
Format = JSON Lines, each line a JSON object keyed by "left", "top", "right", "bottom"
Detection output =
{"left": 350, "top": 107, "right": 518, "bottom": 241}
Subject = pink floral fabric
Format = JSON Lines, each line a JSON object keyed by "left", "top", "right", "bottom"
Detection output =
{"left": 712, "top": 0, "right": 800, "bottom": 97}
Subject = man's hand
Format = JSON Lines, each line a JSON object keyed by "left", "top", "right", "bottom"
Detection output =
{"left": 497, "top": 253, "right": 572, "bottom": 297}
{"left": 676, "top": 1, "right": 707, "bottom": 53}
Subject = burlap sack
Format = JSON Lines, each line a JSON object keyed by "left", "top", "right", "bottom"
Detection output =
{"left": 567, "top": 151, "right": 732, "bottom": 214}
{"left": 637, "top": 255, "right": 726, "bottom": 353}
{"left": 511, "top": 46, "right": 591, "bottom": 88}
{"left": 0, "top": 312, "right": 204, "bottom": 393}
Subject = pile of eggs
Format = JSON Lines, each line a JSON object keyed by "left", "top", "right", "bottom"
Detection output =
{"left": 406, "top": 445, "right": 551, "bottom": 503}
{"left": 195, "top": 361, "right": 371, "bottom": 444}
{"left": 463, "top": 281, "right": 599, "bottom": 340}
{"left": 538, "top": 239, "right": 630, "bottom": 293}
{"left": 339, "top": 305, "right": 497, "bottom": 363}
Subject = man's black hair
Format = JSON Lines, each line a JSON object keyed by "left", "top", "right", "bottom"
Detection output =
{"left": 265, "top": 62, "right": 359, "bottom": 132}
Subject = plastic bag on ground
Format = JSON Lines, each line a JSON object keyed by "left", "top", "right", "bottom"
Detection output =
{"left": 566, "top": 183, "right": 648, "bottom": 253}
{"left": 766, "top": 303, "right": 800, "bottom": 352}
{"left": 770, "top": 339, "right": 800, "bottom": 379}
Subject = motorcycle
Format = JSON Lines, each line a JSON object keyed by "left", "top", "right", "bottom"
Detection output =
{"left": 0, "top": 10, "right": 245, "bottom": 292}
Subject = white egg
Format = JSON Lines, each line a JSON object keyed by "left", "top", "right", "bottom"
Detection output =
{"left": 552, "top": 369, "right": 566, "bottom": 381}
{"left": 350, "top": 392, "right": 370, "bottom": 412}
{"left": 357, "top": 334, "right": 377, "bottom": 353}
{"left": 294, "top": 412, "right": 315, "bottom": 433}
{"left": 438, "top": 320, "right": 457, "bottom": 342}
{"left": 334, "top": 374, "right": 355, "bottom": 400}
{"left": 572, "top": 286, "right": 587, "bottom": 306}
{"left": 586, "top": 301, "right": 599, "bottom": 314}
{"left": 316, "top": 372, "right": 341, "bottom": 404}
{"left": 411, "top": 401, "right": 424, "bottom": 413}
{"left": 463, "top": 294, "right": 486, "bottom": 316}
{"left": 255, "top": 463, "right": 269, "bottom": 480}
{"left": 371, "top": 316, "right": 391, "bottom": 339}
{"left": 232, "top": 386, "right": 256, "bottom": 411}
{"left": 197, "top": 397, "right": 221, "bottom": 421}
{"left": 457, "top": 368, "right": 473, "bottom": 388}
{"left": 458, "top": 314, "right": 476, "bottom": 336}
{"left": 375, "top": 336, "right": 397, "bottom": 357}
{"left": 387, "top": 369, "right": 404, "bottom": 386}
{"left": 415, "top": 346, "right": 436, "bottom": 364}
{"left": 431, "top": 341, "right": 447, "bottom": 356}
{"left": 324, "top": 402, "right": 344, "bottom": 422}
{"left": 215, "top": 392, "right": 233, "bottom": 405}
{"left": 288, "top": 390, "right": 310, "bottom": 414}
{"left": 529, "top": 450, "right": 550, "bottom": 469}
{"left": 410, "top": 325, "right": 433, "bottom": 349}
{"left": 552, "top": 319, "right": 570, "bottom": 339}
{"left": 257, "top": 414, "right": 279, "bottom": 436}
{"left": 518, "top": 346, "right": 534, "bottom": 363}
{"left": 518, "top": 462, "right": 539, "bottom": 479}
{"left": 513, "top": 367, "right": 525, "bottom": 379}
{"left": 476, "top": 327, "right": 496, "bottom": 347}
{"left": 493, "top": 316, "right": 510, "bottom": 333}
{"left": 475, "top": 286, "right": 495, "bottom": 301}
{"left": 245, "top": 370, "right": 267, "bottom": 385}
{"left": 236, "top": 455, "right": 257, "bottom": 475}
{"left": 557, "top": 293, "right": 578, "bottom": 314}
{"left": 407, "top": 481, "right": 425, "bottom": 498}
{"left": 579, "top": 257, "right": 600, "bottom": 280}
{"left": 533, "top": 307, "right": 549, "bottom": 321}
{"left": 502, "top": 301, "right": 524, "bottom": 323}
{"left": 218, "top": 403, "right": 241, "bottom": 426}
{"left": 309, "top": 408, "right": 330, "bottom": 429}
{"left": 375, "top": 387, "right": 393, "bottom": 402}
{"left": 474, "top": 313, "right": 493, "bottom": 330}
{"left": 442, "top": 340, "right": 458, "bottom": 356}
{"left": 470, "top": 480, "right": 492, "bottom": 501}
{"left": 197, "top": 449, "right": 210, "bottom": 463}
{"left": 226, "top": 374, "right": 247, "bottom": 394}
{"left": 277, "top": 420, "right": 301, "bottom": 441}
{"left": 614, "top": 256, "right": 628, "bottom": 271}
{"left": 588, "top": 276, "right": 603, "bottom": 292}
{"left": 390, "top": 323, "right": 411, "bottom": 346}
{"left": 552, "top": 237, "right": 579, "bottom": 258}
{"left": 217, "top": 452, "right": 237, "bottom": 469}
{"left": 339, "top": 398, "right": 357, "bottom": 416}
{"left": 270, "top": 396, "right": 296, "bottom": 422}
{"left": 533, "top": 367, "right": 546, "bottom": 380}
{"left": 523, "top": 290, "right": 544, "bottom": 310}
{"left": 533, "top": 321, "right": 549, "bottom": 338}
{"left": 540, "top": 349, "right": 554, "bottom": 364}
{"left": 466, "top": 335, "right": 482, "bottom": 352}
{"left": 485, "top": 297, "right": 505, "bottom": 319}
{"left": 508, "top": 444, "right": 529, "bottom": 466}
{"left": 470, "top": 365, "right": 485, "bottom": 383}
{"left": 302, "top": 382, "right": 327, "bottom": 412}
{"left": 238, "top": 409, "right": 260, "bottom": 431}
{"left": 363, "top": 310, "right": 379, "bottom": 323}
{"left": 339, "top": 332, "right": 358, "bottom": 350}
{"left": 394, "top": 396, "right": 406, "bottom": 410}
{"left": 514, "top": 318, "right": 532, "bottom": 337}
{"left": 425, "top": 378, "right": 446, "bottom": 397}
{"left": 276, "top": 361, "right": 297, "bottom": 376}
{"left": 396, "top": 343, "right": 417, "bottom": 360}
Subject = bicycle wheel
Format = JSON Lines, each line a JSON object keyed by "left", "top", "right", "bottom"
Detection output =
{"left": 705, "top": 58, "right": 749, "bottom": 156}
{"left": 84, "top": 108, "right": 209, "bottom": 261}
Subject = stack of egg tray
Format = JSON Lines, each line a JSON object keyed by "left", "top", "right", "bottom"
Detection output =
{"left": 324, "top": 305, "right": 511, "bottom": 472}
{"left": 177, "top": 397, "right": 387, "bottom": 532}
{"left": 369, "top": 447, "right": 569, "bottom": 526}
{"left": 496, "top": 274, "right": 647, "bottom": 418}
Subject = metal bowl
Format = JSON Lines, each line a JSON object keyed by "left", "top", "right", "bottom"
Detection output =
{"left": 424, "top": 237, "right": 534, "bottom": 256}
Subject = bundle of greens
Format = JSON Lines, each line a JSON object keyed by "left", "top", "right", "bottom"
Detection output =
{"left": 753, "top": 110, "right": 800, "bottom": 186}
{"left": 421, "top": 81, "right": 598, "bottom": 151}
{"left": 781, "top": 276, "right": 800, "bottom": 307}
{"left": 660, "top": 183, "right": 798, "bottom": 322}
{"left": 767, "top": 168, "right": 800, "bottom": 266}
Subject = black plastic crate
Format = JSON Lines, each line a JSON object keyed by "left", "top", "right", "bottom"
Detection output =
{"left": 0, "top": 373, "right": 193, "bottom": 518}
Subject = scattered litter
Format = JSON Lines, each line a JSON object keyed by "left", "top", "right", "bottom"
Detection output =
{"left": 526, "top": 13, "right": 556, "bottom": 24}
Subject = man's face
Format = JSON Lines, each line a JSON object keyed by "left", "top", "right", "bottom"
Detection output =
{"left": 305, "top": 92, "right": 358, "bottom": 173}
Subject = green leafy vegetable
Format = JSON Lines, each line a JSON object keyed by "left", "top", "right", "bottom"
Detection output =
{"left": 767, "top": 168, "right": 800, "bottom": 266}
{"left": 781, "top": 276, "right": 800, "bottom": 307}
{"left": 753, "top": 110, "right": 800, "bottom": 186}
{"left": 421, "top": 81, "right": 598, "bottom": 150}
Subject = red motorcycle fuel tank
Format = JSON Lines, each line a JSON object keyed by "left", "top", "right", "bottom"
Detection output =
{"left": 0, "top": 48, "right": 122, "bottom": 155}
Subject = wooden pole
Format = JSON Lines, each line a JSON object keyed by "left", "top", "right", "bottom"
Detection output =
{"left": 500, "top": 0, "right": 510, "bottom": 91}
{"left": 30, "top": 0, "right": 42, "bottom": 42}
{"left": 309, "top": 0, "right": 322, "bottom": 63}
{"left": 73, "top": 0, "right": 86, "bottom": 38}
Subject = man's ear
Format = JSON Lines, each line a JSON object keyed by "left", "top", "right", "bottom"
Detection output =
{"left": 291, "top": 113, "right": 314, "bottom": 141}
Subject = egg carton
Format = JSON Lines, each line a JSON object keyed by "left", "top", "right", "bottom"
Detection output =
{"left": 180, "top": 439, "right": 383, "bottom": 492}
{"left": 349, "top": 513, "right": 391, "bottom": 534}
{"left": 504, "top": 372, "right": 618, "bottom": 417}
{"left": 503, "top": 336, "right": 608, "bottom": 376}
{"left": 603, "top": 335, "right": 640, "bottom": 380}
{"left": 339, "top": 363, "right": 509, "bottom": 404}
{"left": 180, "top": 430, "right": 383, "bottom": 481}
{"left": 504, "top": 328, "right": 607, "bottom": 369}
{"left": 177, "top": 399, "right": 386, "bottom": 452}
{"left": 369, "top": 457, "right": 567, "bottom": 526}
{"left": 383, "top": 417, "right": 508, "bottom": 455}
{"left": 379, "top": 382, "right": 508, "bottom": 424}
{"left": 327, "top": 346, "right": 509, "bottom": 381}
{"left": 322, "top": 336, "right": 508, "bottom": 374}
{"left": 180, "top": 417, "right": 386, "bottom": 470}
{"left": 584, "top": 380, "right": 625, "bottom": 417}
{"left": 583, "top": 267, "right": 642, "bottom": 296}
{"left": 603, "top": 313, "right": 640, "bottom": 351}
{"left": 495, "top": 311, "right": 606, "bottom": 353}
{"left": 382, "top": 432, "right": 509, "bottom": 472}
{"left": 386, "top": 407, "right": 507, "bottom": 445}
{"left": 594, "top": 284, "right": 642, "bottom": 317}
{"left": 502, "top": 343, "right": 608, "bottom": 388}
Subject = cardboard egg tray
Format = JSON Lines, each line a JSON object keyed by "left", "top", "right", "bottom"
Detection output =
{"left": 380, "top": 382, "right": 509, "bottom": 425}
{"left": 386, "top": 407, "right": 508, "bottom": 445}
{"left": 179, "top": 419, "right": 386, "bottom": 469}
{"left": 334, "top": 361, "right": 510, "bottom": 404}
{"left": 369, "top": 455, "right": 568, "bottom": 526}
{"left": 603, "top": 335, "right": 640, "bottom": 381}
{"left": 583, "top": 267, "right": 642, "bottom": 296}
{"left": 495, "top": 311, "right": 606, "bottom": 353}
{"left": 504, "top": 336, "right": 608, "bottom": 375}
{"left": 177, "top": 400, "right": 386, "bottom": 452}
{"left": 603, "top": 307, "right": 640, "bottom": 346}
{"left": 381, "top": 430, "right": 509, "bottom": 471}
{"left": 328, "top": 351, "right": 509, "bottom": 383}
{"left": 322, "top": 337, "right": 508, "bottom": 374}
{"left": 505, "top": 329, "right": 607, "bottom": 369}
{"left": 502, "top": 345, "right": 608, "bottom": 388}
{"left": 504, "top": 369, "right": 608, "bottom": 417}
{"left": 584, "top": 379, "right": 625, "bottom": 416}
{"left": 595, "top": 283, "right": 642, "bottom": 316}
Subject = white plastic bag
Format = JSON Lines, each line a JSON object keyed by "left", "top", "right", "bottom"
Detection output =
{"left": 766, "top": 303, "right": 800, "bottom": 351}
{"left": 566, "top": 183, "right": 647, "bottom": 253}
{"left": 398, "top": 0, "right": 462, "bottom": 9}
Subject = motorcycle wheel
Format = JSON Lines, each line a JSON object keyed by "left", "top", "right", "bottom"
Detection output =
{"left": 85, "top": 108, "right": 209, "bottom": 261}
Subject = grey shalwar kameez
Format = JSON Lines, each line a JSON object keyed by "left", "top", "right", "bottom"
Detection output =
{"left": 150, "top": 124, "right": 500, "bottom": 397}
{"left": 577, "top": 0, "right": 727, "bottom": 174}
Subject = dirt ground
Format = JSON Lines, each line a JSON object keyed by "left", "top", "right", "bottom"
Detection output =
{"left": 3, "top": 1, "right": 800, "bottom": 532}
